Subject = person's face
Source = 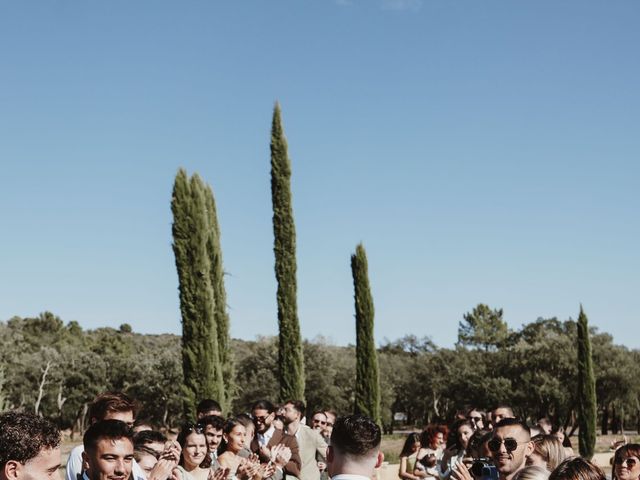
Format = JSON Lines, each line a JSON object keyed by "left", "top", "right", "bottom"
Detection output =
{"left": 102, "top": 411, "right": 135, "bottom": 428}
{"left": 282, "top": 403, "right": 300, "bottom": 424}
{"left": 553, "top": 430, "right": 565, "bottom": 444}
{"left": 324, "top": 412, "right": 336, "bottom": 437}
{"left": 615, "top": 455, "right": 640, "bottom": 480}
{"left": 182, "top": 432, "right": 208, "bottom": 469}
{"left": 83, "top": 438, "right": 134, "bottom": 480}
{"left": 525, "top": 452, "right": 546, "bottom": 469}
{"left": 468, "top": 411, "right": 484, "bottom": 430}
{"left": 491, "top": 409, "right": 512, "bottom": 426}
{"left": 252, "top": 408, "right": 274, "bottom": 434}
{"left": 204, "top": 425, "right": 223, "bottom": 451}
{"left": 136, "top": 453, "right": 157, "bottom": 478}
{"left": 488, "top": 426, "right": 532, "bottom": 478}
{"left": 311, "top": 413, "right": 327, "bottom": 432}
{"left": 411, "top": 441, "right": 420, "bottom": 454}
{"left": 434, "top": 432, "right": 444, "bottom": 448}
{"left": 458, "top": 425, "right": 474, "bottom": 449}
{"left": 9, "top": 446, "right": 61, "bottom": 480}
{"left": 243, "top": 423, "right": 255, "bottom": 442}
{"left": 224, "top": 425, "right": 246, "bottom": 454}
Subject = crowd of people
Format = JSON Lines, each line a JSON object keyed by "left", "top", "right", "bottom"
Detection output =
{"left": 0, "top": 395, "right": 635, "bottom": 480}
{"left": 397, "top": 405, "right": 631, "bottom": 480}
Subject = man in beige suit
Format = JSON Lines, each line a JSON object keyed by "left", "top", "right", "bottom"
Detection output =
{"left": 283, "top": 400, "right": 328, "bottom": 480}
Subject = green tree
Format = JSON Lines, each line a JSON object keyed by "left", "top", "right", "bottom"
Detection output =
{"left": 458, "top": 304, "right": 509, "bottom": 351}
{"left": 577, "top": 306, "right": 597, "bottom": 459}
{"left": 203, "top": 182, "right": 235, "bottom": 413}
{"left": 171, "top": 169, "right": 224, "bottom": 417}
{"left": 351, "top": 243, "right": 381, "bottom": 425}
{"left": 270, "top": 103, "right": 305, "bottom": 401}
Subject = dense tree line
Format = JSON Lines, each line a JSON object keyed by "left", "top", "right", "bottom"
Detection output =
{"left": 1, "top": 310, "right": 639, "bottom": 435}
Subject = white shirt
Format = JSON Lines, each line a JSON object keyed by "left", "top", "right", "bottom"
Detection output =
{"left": 330, "top": 474, "right": 372, "bottom": 480}
{"left": 257, "top": 425, "right": 276, "bottom": 448}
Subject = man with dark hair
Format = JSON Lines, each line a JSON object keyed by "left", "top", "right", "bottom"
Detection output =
{"left": 326, "top": 414, "right": 383, "bottom": 480}
{"left": 0, "top": 411, "right": 61, "bottom": 480}
{"left": 66, "top": 392, "right": 140, "bottom": 480}
{"left": 200, "top": 415, "right": 225, "bottom": 468}
{"left": 487, "top": 418, "right": 533, "bottom": 480}
{"left": 490, "top": 406, "right": 515, "bottom": 428}
{"left": 323, "top": 411, "right": 336, "bottom": 444}
{"left": 250, "top": 400, "right": 301, "bottom": 478}
{"left": 283, "top": 400, "right": 327, "bottom": 480}
{"left": 196, "top": 399, "right": 222, "bottom": 419}
{"left": 82, "top": 420, "right": 135, "bottom": 480}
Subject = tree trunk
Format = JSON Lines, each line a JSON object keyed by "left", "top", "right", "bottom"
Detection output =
{"left": 602, "top": 404, "right": 609, "bottom": 435}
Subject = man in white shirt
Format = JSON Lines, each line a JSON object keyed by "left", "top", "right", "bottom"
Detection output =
{"left": 66, "top": 392, "right": 145, "bottom": 480}
{"left": 326, "top": 414, "right": 383, "bottom": 480}
{"left": 250, "top": 400, "right": 301, "bottom": 478}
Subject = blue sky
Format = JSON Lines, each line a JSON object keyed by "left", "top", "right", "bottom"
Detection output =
{"left": 1, "top": 0, "right": 638, "bottom": 349}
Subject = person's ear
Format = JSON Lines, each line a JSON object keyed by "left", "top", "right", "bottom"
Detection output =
{"left": 4, "top": 460, "right": 21, "bottom": 480}
{"left": 375, "top": 451, "right": 384, "bottom": 469}
{"left": 81, "top": 450, "right": 90, "bottom": 472}
{"left": 524, "top": 441, "right": 534, "bottom": 458}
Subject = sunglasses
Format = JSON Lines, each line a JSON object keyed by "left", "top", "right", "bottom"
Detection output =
{"left": 313, "top": 419, "right": 327, "bottom": 425}
{"left": 185, "top": 422, "right": 205, "bottom": 434}
{"left": 616, "top": 458, "right": 639, "bottom": 468}
{"left": 487, "top": 437, "right": 520, "bottom": 453}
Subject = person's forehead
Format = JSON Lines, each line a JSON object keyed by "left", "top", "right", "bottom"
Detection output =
{"left": 494, "top": 425, "right": 527, "bottom": 439}
{"left": 205, "top": 425, "right": 222, "bottom": 434}
{"left": 494, "top": 408, "right": 510, "bottom": 416}
{"left": 253, "top": 408, "right": 269, "bottom": 416}
{"left": 313, "top": 413, "right": 327, "bottom": 419}
{"left": 96, "top": 437, "right": 134, "bottom": 454}
{"left": 104, "top": 411, "right": 134, "bottom": 422}
{"left": 26, "top": 446, "right": 61, "bottom": 467}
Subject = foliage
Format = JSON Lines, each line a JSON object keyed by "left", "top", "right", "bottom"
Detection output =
{"left": 1, "top": 306, "right": 639, "bottom": 436}
{"left": 577, "top": 306, "right": 597, "bottom": 459}
{"left": 458, "top": 304, "right": 509, "bottom": 351}
{"left": 171, "top": 170, "right": 225, "bottom": 417}
{"left": 351, "top": 243, "right": 381, "bottom": 426}
{"left": 203, "top": 180, "right": 235, "bottom": 413}
{"left": 270, "top": 103, "right": 305, "bottom": 402}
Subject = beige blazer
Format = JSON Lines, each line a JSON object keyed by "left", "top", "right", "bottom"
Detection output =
{"left": 293, "top": 425, "right": 328, "bottom": 480}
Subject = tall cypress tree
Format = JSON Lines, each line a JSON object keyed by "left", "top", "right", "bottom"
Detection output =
{"left": 577, "top": 305, "right": 597, "bottom": 459}
{"left": 351, "top": 243, "right": 381, "bottom": 425}
{"left": 270, "top": 102, "right": 305, "bottom": 401}
{"left": 203, "top": 183, "right": 235, "bottom": 412}
{"left": 171, "top": 169, "right": 224, "bottom": 417}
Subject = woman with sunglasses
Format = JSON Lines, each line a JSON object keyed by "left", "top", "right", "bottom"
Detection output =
{"left": 176, "top": 422, "right": 213, "bottom": 480}
{"left": 613, "top": 444, "right": 640, "bottom": 480}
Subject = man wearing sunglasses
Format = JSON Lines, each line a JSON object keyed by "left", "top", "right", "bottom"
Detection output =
{"left": 487, "top": 419, "right": 533, "bottom": 480}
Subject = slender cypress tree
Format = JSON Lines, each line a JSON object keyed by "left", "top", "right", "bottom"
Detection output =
{"left": 270, "top": 102, "right": 305, "bottom": 401}
{"left": 203, "top": 183, "right": 235, "bottom": 412}
{"left": 171, "top": 169, "right": 224, "bottom": 417}
{"left": 351, "top": 243, "right": 381, "bottom": 426}
{"left": 577, "top": 305, "right": 597, "bottom": 459}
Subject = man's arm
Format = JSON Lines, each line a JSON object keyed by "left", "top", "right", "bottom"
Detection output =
{"left": 314, "top": 430, "right": 328, "bottom": 461}
{"left": 282, "top": 434, "right": 302, "bottom": 478}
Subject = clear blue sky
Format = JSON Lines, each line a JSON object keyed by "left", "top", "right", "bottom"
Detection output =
{"left": 1, "top": 0, "right": 638, "bottom": 349}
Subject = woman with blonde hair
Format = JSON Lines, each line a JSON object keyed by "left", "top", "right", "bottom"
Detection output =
{"left": 513, "top": 466, "right": 550, "bottom": 480}
{"left": 526, "top": 435, "right": 567, "bottom": 472}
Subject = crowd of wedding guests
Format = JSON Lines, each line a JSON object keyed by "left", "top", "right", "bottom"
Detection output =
{"left": 397, "top": 405, "right": 633, "bottom": 480}
{"left": 0, "top": 394, "right": 635, "bottom": 480}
